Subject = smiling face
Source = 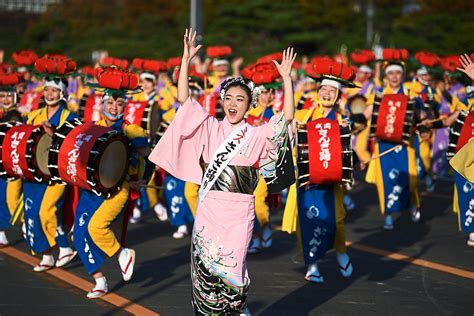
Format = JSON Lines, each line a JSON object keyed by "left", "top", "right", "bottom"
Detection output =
{"left": 356, "top": 70, "right": 371, "bottom": 83}
{"left": 317, "top": 85, "right": 339, "bottom": 107}
{"left": 43, "top": 86, "right": 62, "bottom": 105}
{"left": 386, "top": 70, "right": 403, "bottom": 89}
{"left": 141, "top": 78, "right": 155, "bottom": 94}
{"left": 104, "top": 96, "right": 125, "bottom": 122}
{"left": 223, "top": 85, "right": 251, "bottom": 126}
{"left": 0, "top": 91, "right": 14, "bottom": 108}
{"left": 419, "top": 73, "right": 431, "bottom": 85}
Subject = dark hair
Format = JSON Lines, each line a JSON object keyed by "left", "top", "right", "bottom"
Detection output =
{"left": 221, "top": 78, "right": 252, "bottom": 102}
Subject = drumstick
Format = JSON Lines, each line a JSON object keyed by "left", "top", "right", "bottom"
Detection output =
{"left": 415, "top": 117, "right": 444, "bottom": 127}
{"left": 140, "top": 184, "right": 164, "bottom": 190}
{"left": 362, "top": 144, "right": 403, "bottom": 165}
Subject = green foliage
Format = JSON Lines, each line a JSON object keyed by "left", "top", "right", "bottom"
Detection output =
{"left": 1, "top": 0, "right": 472, "bottom": 65}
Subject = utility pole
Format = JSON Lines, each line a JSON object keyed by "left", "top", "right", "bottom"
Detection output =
{"left": 190, "top": 0, "right": 203, "bottom": 45}
{"left": 366, "top": 0, "right": 374, "bottom": 48}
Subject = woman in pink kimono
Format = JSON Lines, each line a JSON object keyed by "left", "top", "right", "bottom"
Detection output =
{"left": 149, "top": 29, "right": 296, "bottom": 315}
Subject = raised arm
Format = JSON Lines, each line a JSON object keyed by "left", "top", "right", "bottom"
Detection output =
{"left": 177, "top": 28, "right": 202, "bottom": 104}
{"left": 273, "top": 47, "right": 297, "bottom": 123}
{"left": 457, "top": 53, "right": 474, "bottom": 83}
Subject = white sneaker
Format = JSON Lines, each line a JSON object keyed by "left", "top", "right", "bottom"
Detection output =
{"left": 305, "top": 263, "right": 324, "bottom": 283}
{"left": 56, "top": 248, "right": 77, "bottom": 268}
{"left": 336, "top": 252, "right": 353, "bottom": 278}
{"left": 173, "top": 225, "right": 189, "bottom": 239}
{"left": 33, "top": 255, "right": 55, "bottom": 272}
{"left": 118, "top": 248, "right": 135, "bottom": 281}
{"left": 129, "top": 207, "right": 142, "bottom": 224}
{"left": 87, "top": 276, "right": 108, "bottom": 299}
{"left": 410, "top": 207, "right": 421, "bottom": 223}
{"left": 154, "top": 203, "right": 168, "bottom": 222}
{"left": 0, "top": 231, "right": 8, "bottom": 247}
{"left": 468, "top": 233, "right": 474, "bottom": 247}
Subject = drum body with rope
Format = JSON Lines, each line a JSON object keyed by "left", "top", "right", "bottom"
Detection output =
{"left": 447, "top": 110, "right": 474, "bottom": 160}
{"left": 0, "top": 123, "right": 51, "bottom": 182}
{"left": 369, "top": 93, "right": 415, "bottom": 144}
{"left": 347, "top": 95, "right": 368, "bottom": 134}
{"left": 78, "top": 93, "right": 103, "bottom": 123}
{"left": 124, "top": 99, "right": 161, "bottom": 144}
{"left": 48, "top": 119, "right": 130, "bottom": 198}
{"left": 296, "top": 118, "right": 353, "bottom": 188}
{"left": 151, "top": 120, "right": 170, "bottom": 148}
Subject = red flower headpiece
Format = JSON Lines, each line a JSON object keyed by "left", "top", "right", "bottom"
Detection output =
{"left": 414, "top": 51, "right": 440, "bottom": 67}
{"left": 12, "top": 50, "right": 38, "bottom": 66}
{"left": 256, "top": 52, "right": 283, "bottom": 64}
{"left": 101, "top": 56, "right": 129, "bottom": 70}
{"left": 382, "top": 48, "right": 409, "bottom": 61}
{"left": 242, "top": 62, "right": 280, "bottom": 86}
{"left": 81, "top": 65, "right": 96, "bottom": 77}
{"left": 441, "top": 55, "right": 462, "bottom": 72}
{"left": 167, "top": 57, "right": 182, "bottom": 69}
{"left": 207, "top": 46, "right": 232, "bottom": 58}
{"left": 305, "top": 59, "right": 356, "bottom": 87}
{"left": 34, "top": 55, "right": 77, "bottom": 76}
{"left": 0, "top": 73, "right": 24, "bottom": 86}
{"left": 350, "top": 50, "right": 375, "bottom": 65}
{"left": 94, "top": 67, "right": 139, "bottom": 91}
{"left": 132, "top": 58, "right": 168, "bottom": 73}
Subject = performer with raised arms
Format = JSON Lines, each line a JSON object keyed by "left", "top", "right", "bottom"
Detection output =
{"left": 149, "top": 29, "right": 296, "bottom": 315}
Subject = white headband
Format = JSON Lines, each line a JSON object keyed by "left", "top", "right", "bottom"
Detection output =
{"left": 44, "top": 79, "right": 66, "bottom": 93}
{"left": 385, "top": 64, "right": 404, "bottom": 75}
{"left": 358, "top": 65, "right": 373, "bottom": 73}
{"left": 212, "top": 59, "right": 229, "bottom": 67}
{"left": 321, "top": 78, "right": 342, "bottom": 91}
{"left": 140, "top": 72, "right": 157, "bottom": 82}
{"left": 416, "top": 67, "right": 428, "bottom": 76}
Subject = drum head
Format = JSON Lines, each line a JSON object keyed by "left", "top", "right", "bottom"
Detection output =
{"left": 349, "top": 95, "right": 367, "bottom": 115}
{"left": 98, "top": 140, "right": 128, "bottom": 188}
{"left": 36, "top": 133, "right": 52, "bottom": 176}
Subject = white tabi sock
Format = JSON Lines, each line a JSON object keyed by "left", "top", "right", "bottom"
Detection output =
{"left": 41, "top": 254, "right": 55, "bottom": 266}
{"left": 0, "top": 231, "right": 8, "bottom": 245}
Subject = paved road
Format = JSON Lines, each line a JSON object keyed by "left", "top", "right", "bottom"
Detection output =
{"left": 0, "top": 176, "right": 473, "bottom": 315}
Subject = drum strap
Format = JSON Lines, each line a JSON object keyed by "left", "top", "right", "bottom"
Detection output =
{"left": 301, "top": 106, "right": 343, "bottom": 125}
{"left": 198, "top": 123, "right": 255, "bottom": 206}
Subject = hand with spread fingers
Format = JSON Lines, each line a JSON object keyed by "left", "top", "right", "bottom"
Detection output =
{"left": 457, "top": 53, "right": 474, "bottom": 81}
{"left": 273, "top": 47, "right": 297, "bottom": 80}
{"left": 182, "top": 28, "right": 202, "bottom": 63}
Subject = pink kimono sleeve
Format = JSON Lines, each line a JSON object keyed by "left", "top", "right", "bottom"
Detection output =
{"left": 148, "top": 97, "right": 213, "bottom": 184}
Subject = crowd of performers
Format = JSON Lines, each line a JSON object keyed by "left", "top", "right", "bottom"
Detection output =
{"left": 0, "top": 28, "right": 473, "bottom": 314}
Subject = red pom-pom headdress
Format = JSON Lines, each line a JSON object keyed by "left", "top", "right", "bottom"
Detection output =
{"left": 305, "top": 59, "right": 357, "bottom": 88}
{"left": 350, "top": 50, "right": 375, "bottom": 65}
{"left": 414, "top": 51, "right": 440, "bottom": 68}
{"left": 242, "top": 62, "right": 281, "bottom": 89}
{"left": 12, "top": 50, "right": 38, "bottom": 67}
{"left": 34, "top": 54, "right": 77, "bottom": 76}
{"left": 101, "top": 56, "right": 129, "bottom": 70}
